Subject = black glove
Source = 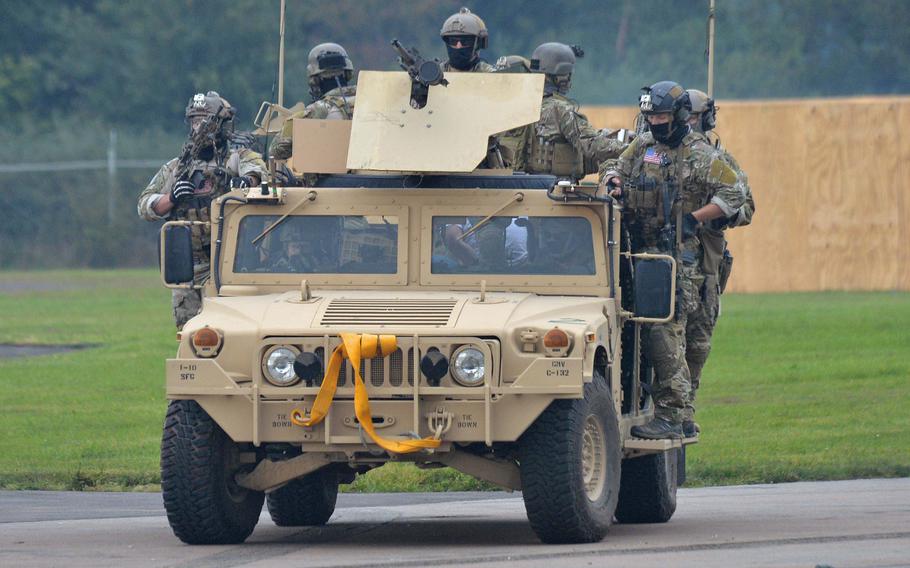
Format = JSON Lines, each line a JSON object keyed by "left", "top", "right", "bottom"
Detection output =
{"left": 682, "top": 213, "right": 700, "bottom": 239}
{"left": 230, "top": 176, "right": 254, "bottom": 189}
{"left": 170, "top": 179, "right": 195, "bottom": 204}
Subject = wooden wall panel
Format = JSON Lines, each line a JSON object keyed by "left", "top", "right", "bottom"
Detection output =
{"left": 580, "top": 97, "right": 910, "bottom": 292}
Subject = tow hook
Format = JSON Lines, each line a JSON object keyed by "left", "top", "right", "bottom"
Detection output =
{"left": 427, "top": 407, "right": 454, "bottom": 440}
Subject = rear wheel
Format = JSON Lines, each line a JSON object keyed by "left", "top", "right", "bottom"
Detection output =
{"left": 267, "top": 469, "right": 338, "bottom": 526}
{"left": 614, "top": 449, "right": 678, "bottom": 523}
{"left": 519, "top": 375, "right": 622, "bottom": 543}
{"left": 160, "top": 400, "right": 264, "bottom": 544}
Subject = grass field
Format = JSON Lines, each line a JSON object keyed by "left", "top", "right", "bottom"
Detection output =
{"left": 0, "top": 269, "right": 908, "bottom": 491}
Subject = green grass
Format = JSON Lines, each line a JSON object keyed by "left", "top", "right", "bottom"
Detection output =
{"left": 0, "top": 270, "right": 907, "bottom": 491}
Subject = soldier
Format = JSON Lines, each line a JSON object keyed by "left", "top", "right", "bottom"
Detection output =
{"left": 505, "top": 43, "right": 627, "bottom": 180}
{"left": 681, "top": 88, "right": 755, "bottom": 436}
{"left": 600, "top": 81, "right": 744, "bottom": 439}
{"left": 138, "top": 91, "right": 267, "bottom": 330}
{"left": 439, "top": 7, "right": 494, "bottom": 73}
{"left": 270, "top": 43, "right": 357, "bottom": 161}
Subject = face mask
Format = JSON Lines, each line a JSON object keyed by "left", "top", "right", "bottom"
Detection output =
{"left": 446, "top": 45, "right": 477, "bottom": 70}
{"left": 318, "top": 75, "right": 346, "bottom": 97}
{"left": 649, "top": 121, "right": 673, "bottom": 141}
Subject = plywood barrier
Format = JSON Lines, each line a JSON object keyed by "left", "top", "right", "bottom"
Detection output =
{"left": 581, "top": 97, "right": 910, "bottom": 292}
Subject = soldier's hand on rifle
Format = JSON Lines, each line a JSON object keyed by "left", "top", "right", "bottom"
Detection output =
{"left": 170, "top": 179, "right": 196, "bottom": 204}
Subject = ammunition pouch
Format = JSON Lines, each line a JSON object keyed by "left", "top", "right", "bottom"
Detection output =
{"left": 624, "top": 188, "right": 659, "bottom": 209}
{"left": 717, "top": 248, "right": 734, "bottom": 294}
{"left": 527, "top": 137, "right": 582, "bottom": 178}
{"left": 699, "top": 226, "right": 726, "bottom": 276}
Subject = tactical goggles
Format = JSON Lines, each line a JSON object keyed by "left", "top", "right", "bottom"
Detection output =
{"left": 443, "top": 35, "right": 476, "bottom": 48}
{"left": 317, "top": 52, "right": 348, "bottom": 71}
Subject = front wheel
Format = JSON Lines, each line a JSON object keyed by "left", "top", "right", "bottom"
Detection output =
{"left": 614, "top": 449, "right": 678, "bottom": 523}
{"left": 518, "top": 375, "right": 622, "bottom": 544}
{"left": 267, "top": 469, "right": 338, "bottom": 526}
{"left": 160, "top": 400, "right": 264, "bottom": 544}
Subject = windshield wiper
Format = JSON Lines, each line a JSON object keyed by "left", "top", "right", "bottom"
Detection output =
{"left": 251, "top": 190, "right": 317, "bottom": 245}
{"left": 458, "top": 192, "right": 524, "bottom": 241}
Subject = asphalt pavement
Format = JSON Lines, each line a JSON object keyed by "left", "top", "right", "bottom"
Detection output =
{"left": 1, "top": 478, "right": 908, "bottom": 567}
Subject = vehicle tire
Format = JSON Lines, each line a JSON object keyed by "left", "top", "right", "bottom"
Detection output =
{"left": 518, "top": 374, "right": 622, "bottom": 544}
{"left": 614, "top": 448, "right": 678, "bottom": 524}
{"left": 160, "top": 400, "right": 264, "bottom": 544}
{"left": 267, "top": 469, "right": 338, "bottom": 526}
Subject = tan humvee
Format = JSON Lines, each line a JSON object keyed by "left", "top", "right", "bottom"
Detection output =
{"left": 158, "top": 71, "right": 696, "bottom": 546}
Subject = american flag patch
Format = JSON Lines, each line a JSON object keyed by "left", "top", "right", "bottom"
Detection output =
{"left": 643, "top": 148, "right": 663, "bottom": 164}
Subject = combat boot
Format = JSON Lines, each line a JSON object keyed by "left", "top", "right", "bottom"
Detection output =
{"left": 631, "top": 416, "right": 683, "bottom": 440}
{"left": 682, "top": 420, "right": 699, "bottom": 438}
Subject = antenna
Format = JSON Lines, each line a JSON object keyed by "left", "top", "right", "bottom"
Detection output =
{"left": 706, "top": 0, "right": 716, "bottom": 98}
{"left": 278, "top": 0, "right": 287, "bottom": 108}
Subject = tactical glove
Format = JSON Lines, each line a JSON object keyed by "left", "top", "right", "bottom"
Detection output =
{"left": 230, "top": 176, "right": 254, "bottom": 189}
{"left": 170, "top": 179, "right": 196, "bottom": 203}
{"left": 682, "top": 213, "right": 700, "bottom": 239}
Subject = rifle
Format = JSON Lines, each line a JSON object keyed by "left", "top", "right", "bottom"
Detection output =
{"left": 174, "top": 103, "right": 235, "bottom": 192}
{"left": 391, "top": 39, "right": 449, "bottom": 88}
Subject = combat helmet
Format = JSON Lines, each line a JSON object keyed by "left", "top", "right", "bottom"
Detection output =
{"left": 185, "top": 91, "right": 235, "bottom": 122}
{"left": 639, "top": 81, "right": 691, "bottom": 144}
{"left": 530, "top": 43, "right": 583, "bottom": 95}
{"left": 440, "top": 7, "right": 489, "bottom": 48}
{"left": 307, "top": 43, "right": 355, "bottom": 100}
{"left": 440, "top": 7, "right": 488, "bottom": 70}
{"left": 686, "top": 88, "right": 717, "bottom": 133}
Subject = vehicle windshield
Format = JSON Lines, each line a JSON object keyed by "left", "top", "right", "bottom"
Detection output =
{"left": 431, "top": 215, "right": 595, "bottom": 275}
{"left": 233, "top": 215, "right": 398, "bottom": 274}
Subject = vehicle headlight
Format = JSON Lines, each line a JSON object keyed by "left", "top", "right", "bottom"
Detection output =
{"left": 451, "top": 346, "right": 486, "bottom": 387}
{"left": 263, "top": 345, "right": 301, "bottom": 386}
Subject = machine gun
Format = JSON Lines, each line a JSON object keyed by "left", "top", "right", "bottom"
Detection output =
{"left": 174, "top": 103, "right": 235, "bottom": 192}
{"left": 391, "top": 39, "right": 448, "bottom": 108}
{"left": 391, "top": 39, "right": 449, "bottom": 88}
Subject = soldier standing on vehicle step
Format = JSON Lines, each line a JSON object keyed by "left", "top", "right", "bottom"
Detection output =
{"left": 600, "top": 81, "right": 744, "bottom": 439}
{"left": 439, "top": 8, "right": 494, "bottom": 73}
{"left": 270, "top": 43, "right": 357, "bottom": 162}
{"left": 681, "top": 88, "right": 755, "bottom": 437}
{"left": 138, "top": 92, "right": 267, "bottom": 330}
{"left": 503, "top": 42, "right": 627, "bottom": 180}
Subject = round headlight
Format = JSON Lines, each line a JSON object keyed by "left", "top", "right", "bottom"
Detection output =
{"left": 263, "top": 346, "right": 300, "bottom": 386}
{"left": 451, "top": 346, "right": 486, "bottom": 387}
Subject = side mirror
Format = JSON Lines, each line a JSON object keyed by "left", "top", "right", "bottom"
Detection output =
{"left": 631, "top": 255, "right": 676, "bottom": 322}
{"left": 160, "top": 224, "right": 194, "bottom": 285}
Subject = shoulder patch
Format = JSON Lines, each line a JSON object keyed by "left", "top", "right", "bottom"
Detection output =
{"left": 709, "top": 159, "right": 738, "bottom": 185}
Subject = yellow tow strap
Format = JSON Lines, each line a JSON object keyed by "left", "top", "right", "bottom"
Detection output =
{"left": 290, "top": 333, "right": 442, "bottom": 454}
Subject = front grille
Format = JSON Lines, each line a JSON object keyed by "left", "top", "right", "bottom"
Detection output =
{"left": 320, "top": 298, "right": 458, "bottom": 327}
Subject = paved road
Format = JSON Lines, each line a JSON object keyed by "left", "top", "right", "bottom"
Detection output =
{"left": 1, "top": 479, "right": 908, "bottom": 568}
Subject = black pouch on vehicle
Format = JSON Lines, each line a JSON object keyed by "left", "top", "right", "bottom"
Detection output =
{"left": 699, "top": 226, "right": 726, "bottom": 275}
{"left": 718, "top": 248, "right": 734, "bottom": 294}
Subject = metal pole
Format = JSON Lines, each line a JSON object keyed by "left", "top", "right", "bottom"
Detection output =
{"left": 277, "top": 0, "right": 287, "bottom": 108}
{"left": 107, "top": 129, "right": 117, "bottom": 225}
{"left": 707, "top": 0, "right": 716, "bottom": 98}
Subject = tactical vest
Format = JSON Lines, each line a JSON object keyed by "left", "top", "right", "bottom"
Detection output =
{"left": 623, "top": 135, "right": 709, "bottom": 254}
{"left": 525, "top": 96, "right": 584, "bottom": 179}
{"left": 172, "top": 165, "right": 231, "bottom": 263}
{"left": 322, "top": 89, "right": 356, "bottom": 120}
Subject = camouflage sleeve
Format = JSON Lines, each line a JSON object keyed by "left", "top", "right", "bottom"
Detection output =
{"left": 599, "top": 137, "right": 641, "bottom": 183}
{"left": 556, "top": 105, "right": 627, "bottom": 175}
{"left": 237, "top": 148, "right": 268, "bottom": 182}
{"left": 693, "top": 147, "right": 744, "bottom": 216}
{"left": 268, "top": 109, "right": 310, "bottom": 160}
{"left": 137, "top": 158, "right": 178, "bottom": 221}
{"left": 721, "top": 149, "right": 755, "bottom": 228}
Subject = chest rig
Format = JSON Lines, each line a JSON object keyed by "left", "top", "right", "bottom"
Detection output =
{"left": 172, "top": 157, "right": 231, "bottom": 261}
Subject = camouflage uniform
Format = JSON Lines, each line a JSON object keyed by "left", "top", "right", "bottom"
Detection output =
{"left": 442, "top": 59, "right": 495, "bottom": 73}
{"left": 519, "top": 93, "right": 626, "bottom": 180}
{"left": 601, "top": 130, "right": 743, "bottom": 424}
{"left": 137, "top": 149, "right": 266, "bottom": 329}
{"left": 683, "top": 133, "right": 755, "bottom": 423}
{"left": 269, "top": 85, "right": 357, "bottom": 161}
